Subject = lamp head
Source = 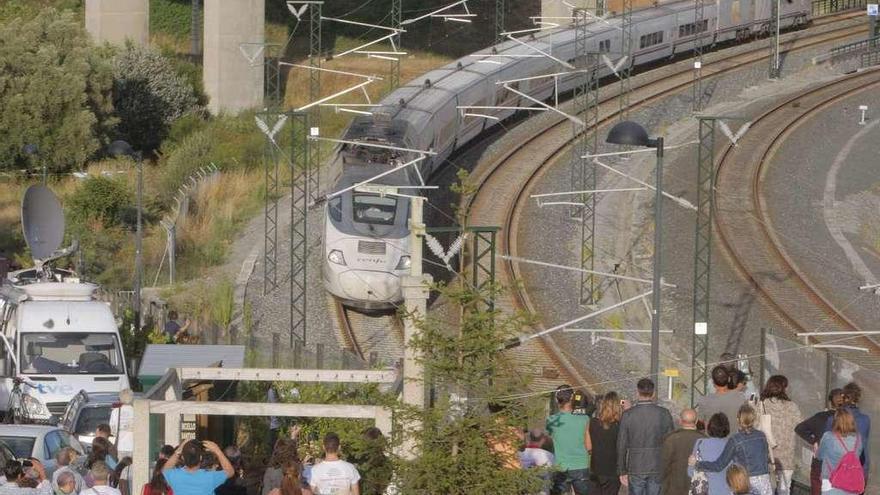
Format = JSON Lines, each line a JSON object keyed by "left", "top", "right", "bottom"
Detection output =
{"left": 606, "top": 120, "right": 653, "bottom": 148}
{"left": 22, "top": 144, "right": 38, "bottom": 156}
{"left": 108, "top": 140, "right": 135, "bottom": 158}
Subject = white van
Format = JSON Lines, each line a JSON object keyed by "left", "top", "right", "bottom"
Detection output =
{"left": 0, "top": 270, "right": 129, "bottom": 423}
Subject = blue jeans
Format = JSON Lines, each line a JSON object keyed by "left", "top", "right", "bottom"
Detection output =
{"left": 628, "top": 474, "right": 661, "bottom": 495}
{"left": 550, "top": 468, "right": 590, "bottom": 495}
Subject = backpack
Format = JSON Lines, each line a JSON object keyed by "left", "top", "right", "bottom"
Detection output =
{"left": 829, "top": 434, "right": 865, "bottom": 494}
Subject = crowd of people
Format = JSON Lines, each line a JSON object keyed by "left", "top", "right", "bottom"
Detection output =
{"left": 523, "top": 364, "right": 871, "bottom": 495}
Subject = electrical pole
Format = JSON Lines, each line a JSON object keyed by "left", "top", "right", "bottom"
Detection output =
{"left": 769, "top": 0, "right": 781, "bottom": 79}
{"left": 402, "top": 195, "right": 431, "bottom": 457}
{"left": 691, "top": 117, "right": 715, "bottom": 405}
{"left": 692, "top": 0, "right": 705, "bottom": 112}
{"left": 391, "top": 0, "right": 402, "bottom": 90}
{"left": 495, "top": 0, "right": 506, "bottom": 45}
{"left": 619, "top": 0, "right": 634, "bottom": 120}
{"left": 309, "top": 3, "right": 323, "bottom": 202}
{"left": 290, "top": 112, "right": 310, "bottom": 346}
{"left": 573, "top": 9, "right": 599, "bottom": 306}
{"left": 650, "top": 137, "right": 664, "bottom": 382}
{"left": 134, "top": 155, "right": 143, "bottom": 334}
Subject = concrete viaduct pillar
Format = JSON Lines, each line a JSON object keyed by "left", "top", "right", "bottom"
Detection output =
{"left": 85, "top": 0, "right": 149, "bottom": 46}
{"left": 86, "top": 0, "right": 265, "bottom": 115}
{"left": 203, "top": 0, "right": 265, "bottom": 114}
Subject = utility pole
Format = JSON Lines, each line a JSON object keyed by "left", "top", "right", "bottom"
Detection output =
{"left": 402, "top": 195, "right": 431, "bottom": 457}
{"left": 290, "top": 112, "right": 310, "bottom": 346}
{"left": 309, "top": 3, "right": 323, "bottom": 202}
{"left": 619, "top": 0, "right": 634, "bottom": 119}
{"left": 495, "top": 0, "right": 506, "bottom": 45}
{"left": 391, "top": 0, "right": 402, "bottom": 90}
{"left": 692, "top": 0, "right": 705, "bottom": 112}
{"left": 691, "top": 117, "right": 715, "bottom": 405}
{"left": 769, "top": 0, "right": 781, "bottom": 79}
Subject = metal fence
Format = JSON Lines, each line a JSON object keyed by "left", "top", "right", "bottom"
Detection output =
{"left": 831, "top": 35, "right": 880, "bottom": 56}
{"left": 812, "top": 0, "right": 867, "bottom": 15}
{"left": 861, "top": 48, "right": 880, "bottom": 67}
{"left": 761, "top": 330, "right": 880, "bottom": 491}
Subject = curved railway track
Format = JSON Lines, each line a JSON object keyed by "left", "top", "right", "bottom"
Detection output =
{"left": 334, "top": 300, "right": 405, "bottom": 365}
{"left": 713, "top": 67, "right": 880, "bottom": 368}
{"left": 333, "top": 11, "right": 868, "bottom": 383}
{"left": 464, "top": 12, "right": 870, "bottom": 390}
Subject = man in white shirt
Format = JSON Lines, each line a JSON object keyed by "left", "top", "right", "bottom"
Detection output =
{"left": 310, "top": 433, "right": 360, "bottom": 495}
{"left": 519, "top": 429, "right": 555, "bottom": 469}
{"left": 109, "top": 389, "right": 135, "bottom": 458}
{"left": 81, "top": 462, "right": 120, "bottom": 495}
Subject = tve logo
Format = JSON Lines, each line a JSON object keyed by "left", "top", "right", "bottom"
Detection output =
{"left": 33, "top": 383, "right": 74, "bottom": 395}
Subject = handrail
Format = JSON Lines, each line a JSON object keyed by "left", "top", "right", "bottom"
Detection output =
{"left": 831, "top": 36, "right": 880, "bottom": 56}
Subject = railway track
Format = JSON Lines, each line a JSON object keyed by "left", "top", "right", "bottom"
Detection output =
{"left": 714, "top": 67, "right": 880, "bottom": 369}
{"left": 465, "top": 11, "right": 870, "bottom": 391}
{"left": 330, "top": 10, "right": 868, "bottom": 384}
{"left": 333, "top": 299, "right": 405, "bottom": 366}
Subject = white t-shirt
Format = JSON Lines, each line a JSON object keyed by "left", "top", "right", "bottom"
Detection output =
{"left": 81, "top": 485, "right": 122, "bottom": 495}
{"left": 109, "top": 404, "right": 135, "bottom": 456}
{"left": 519, "top": 447, "right": 555, "bottom": 469}
{"left": 309, "top": 459, "right": 360, "bottom": 495}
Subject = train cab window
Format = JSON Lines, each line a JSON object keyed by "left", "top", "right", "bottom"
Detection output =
{"left": 598, "top": 39, "right": 611, "bottom": 53}
{"left": 353, "top": 194, "right": 398, "bottom": 226}
{"left": 639, "top": 31, "right": 664, "bottom": 49}
{"left": 328, "top": 197, "right": 343, "bottom": 222}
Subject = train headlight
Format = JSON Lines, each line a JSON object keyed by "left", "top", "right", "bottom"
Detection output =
{"left": 395, "top": 255, "right": 411, "bottom": 271}
{"left": 328, "top": 250, "right": 347, "bottom": 266}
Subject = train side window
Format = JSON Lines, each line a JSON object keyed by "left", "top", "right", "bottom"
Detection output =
{"left": 598, "top": 39, "right": 611, "bottom": 53}
{"left": 639, "top": 31, "right": 664, "bottom": 49}
{"left": 328, "top": 197, "right": 342, "bottom": 222}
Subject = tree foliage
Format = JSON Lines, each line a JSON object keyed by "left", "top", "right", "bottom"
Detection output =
{"left": 112, "top": 42, "right": 199, "bottom": 153}
{"left": 0, "top": 9, "right": 115, "bottom": 172}
{"left": 66, "top": 175, "right": 133, "bottom": 228}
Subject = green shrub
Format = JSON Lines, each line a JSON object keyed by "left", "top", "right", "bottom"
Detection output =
{"left": 150, "top": 0, "right": 191, "bottom": 39}
{"left": 112, "top": 42, "right": 199, "bottom": 152}
{"left": 66, "top": 175, "right": 133, "bottom": 228}
{"left": 0, "top": 9, "right": 116, "bottom": 172}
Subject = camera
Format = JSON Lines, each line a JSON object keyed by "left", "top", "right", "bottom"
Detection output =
{"left": 571, "top": 390, "right": 594, "bottom": 416}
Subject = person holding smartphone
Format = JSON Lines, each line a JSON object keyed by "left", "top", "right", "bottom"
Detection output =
{"left": 0, "top": 459, "right": 51, "bottom": 495}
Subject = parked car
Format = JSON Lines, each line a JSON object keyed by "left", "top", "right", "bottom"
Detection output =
{"left": 0, "top": 425, "right": 85, "bottom": 473}
{"left": 60, "top": 390, "right": 121, "bottom": 449}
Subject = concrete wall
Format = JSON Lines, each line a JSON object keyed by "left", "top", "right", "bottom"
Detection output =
{"left": 203, "top": 0, "right": 265, "bottom": 115}
{"left": 85, "top": 0, "right": 149, "bottom": 46}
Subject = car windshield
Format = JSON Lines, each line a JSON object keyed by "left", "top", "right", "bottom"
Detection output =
{"left": 74, "top": 406, "right": 112, "bottom": 436}
{"left": 352, "top": 194, "right": 397, "bottom": 226}
{"left": 0, "top": 437, "right": 34, "bottom": 458}
{"left": 20, "top": 333, "right": 124, "bottom": 375}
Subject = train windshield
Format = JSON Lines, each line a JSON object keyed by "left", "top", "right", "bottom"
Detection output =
{"left": 353, "top": 194, "right": 398, "bottom": 226}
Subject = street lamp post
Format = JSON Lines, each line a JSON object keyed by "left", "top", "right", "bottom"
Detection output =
{"left": 108, "top": 140, "right": 143, "bottom": 335}
{"left": 605, "top": 121, "right": 664, "bottom": 381}
{"left": 22, "top": 144, "right": 43, "bottom": 184}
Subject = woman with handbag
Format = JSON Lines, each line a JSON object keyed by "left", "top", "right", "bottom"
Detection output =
{"left": 759, "top": 375, "right": 803, "bottom": 495}
{"left": 689, "top": 414, "right": 733, "bottom": 494}
{"left": 689, "top": 404, "right": 773, "bottom": 495}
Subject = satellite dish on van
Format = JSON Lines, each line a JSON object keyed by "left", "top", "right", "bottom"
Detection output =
{"left": 21, "top": 185, "right": 65, "bottom": 262}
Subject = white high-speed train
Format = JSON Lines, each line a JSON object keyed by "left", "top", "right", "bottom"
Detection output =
{"left": 324, "top": 0, "right": 811, "bottom": 309}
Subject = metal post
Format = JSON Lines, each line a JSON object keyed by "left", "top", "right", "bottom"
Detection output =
{"left": 168, "top": 223, "right": 176, "bottom": 284}
{"left": 308, "top": 3, "right": 323, "bottom": 202}
{"left": 691, "top": 117, "right": 715, "bottom": 405}
{"left": 135, "top": 158, "right": 143, "bottom": 334}
{"left": 402, "top": 196, "right": 430, "bottom": 458}
{"left": 191, "top": 0, "right": 202, "bottom": 56}
{"left": 650, "top": 138, "right": 664, "bottom": 381}
{"left": 573, "top": 9, "right": 599, "bottom": 306}
{"left": 693, "top": 0, "right": 705, "bottom": 112}
{"left": 495, "top": 0, "right": 506, "bottom": 45}
{"left": 265, "top": 45, "right": 281, "bottom": 108}
{"left": 391, "top": 0, "right": 402, "bottom": 90}
{"left": 619, "top": 0, "right": 634, "bottom": 120}
{"left": 759, "top": 327, "right": 767, "bottom": 387}
{"left": 290, "top": 112, "right": 309, "bottom": 346}
{"left": 471, "top": 227, "right": 498, "bottom": 311}
{"left": 261, "top": 111, "right": 281, "bottom": 295}
{"left": 770, "top": 0, "right": 781, "bottom": 79}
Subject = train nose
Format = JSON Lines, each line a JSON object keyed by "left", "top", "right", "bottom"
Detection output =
{"left": 338, "top": 271, "right": 401, "bottom": 302}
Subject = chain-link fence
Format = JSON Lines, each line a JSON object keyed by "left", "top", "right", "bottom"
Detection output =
{"left": 761, "top": 330, "right": 879, "bottom": 492}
